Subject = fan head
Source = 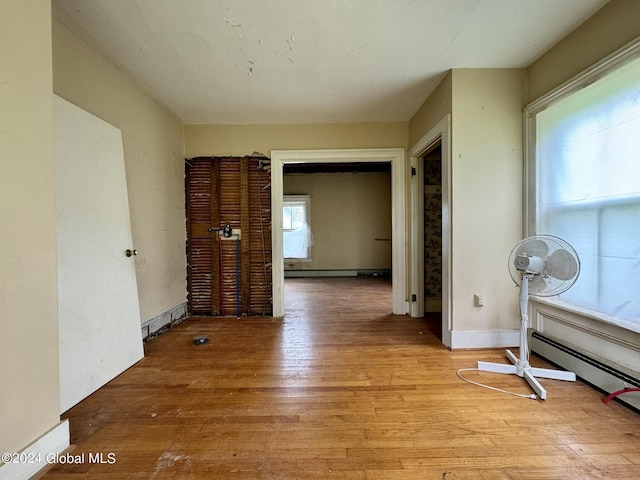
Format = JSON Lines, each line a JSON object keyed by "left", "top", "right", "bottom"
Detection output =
{"left": 508, "top": 235, "right": 580, "bottom": 296}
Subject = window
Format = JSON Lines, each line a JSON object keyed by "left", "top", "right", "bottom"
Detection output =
{"left": 283, "top": 195, "right": 312, "bottom": 261}
{"left": 526, "top": 45, "right": 640, "bottom": 330}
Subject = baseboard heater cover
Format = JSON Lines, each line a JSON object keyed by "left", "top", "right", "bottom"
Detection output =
{"left": 530, "top": 330, "right": 640, "bottom": 411}
{"left": 141, "top": 302, "right": 188, "bottom": 342}
{"left": 284, "top": 269, "right": 390, "bottom": 278}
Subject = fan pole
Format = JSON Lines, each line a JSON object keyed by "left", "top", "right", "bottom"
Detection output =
{"left": 517, "top": 275, "right": 530, "bottom": 372}
{"left": 477, "top": 274, "right": 577, "bottom": 400}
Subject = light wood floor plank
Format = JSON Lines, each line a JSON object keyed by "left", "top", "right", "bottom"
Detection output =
{"left": 40, "top": 277, "right": 639, "bottom": 479}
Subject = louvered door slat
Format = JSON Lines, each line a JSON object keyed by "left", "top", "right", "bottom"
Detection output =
{"left": 186, "top": 156, "right": 272, "bottom": 316}
{"left": 186, "top": 158, "right": 215, "bottom": 314}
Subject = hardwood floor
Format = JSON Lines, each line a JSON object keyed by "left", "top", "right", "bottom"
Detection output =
{"left": 41, "top": 277, "right": 639, "bottom": 479}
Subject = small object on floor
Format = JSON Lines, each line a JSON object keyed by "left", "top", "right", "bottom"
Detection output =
{"left": 192, "top": 335, "right": 209, "bottom": 345}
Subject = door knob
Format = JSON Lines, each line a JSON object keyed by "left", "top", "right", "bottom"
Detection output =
{"left": 125, "top": 249, "right": 138, "bottom": 257}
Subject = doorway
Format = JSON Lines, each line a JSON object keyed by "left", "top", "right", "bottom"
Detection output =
{"left": 409, "top": 115, "right": 452, "bottom": 347}
{"left": 282, "top": 162, "right": 393, "bottom": 314}
{"left": 422, "top": 142, "right": 443, "bottom": 341}
{"left": 422, "top": 143, "right": 442, "bottom": 315}
{"left": 283, "top": 162, "right": 391, "bottom": 274}
{"left": 270, "top": 149, "right": 407, "bottom": 317}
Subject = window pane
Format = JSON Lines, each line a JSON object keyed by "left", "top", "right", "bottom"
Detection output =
{"left": 282, "top": 196, "right": 312, "bottom": 260}
{"left": 283, "top": 206, "right": 292, "bottom": 230}
{"left": 283, "top": 223, "right": 312, "bottom": 259}
{"left": 291, "top": 205, "right": 305, "bottom": 229}
{"left": 535, "top": 55, "right": 640, "bottom": 325}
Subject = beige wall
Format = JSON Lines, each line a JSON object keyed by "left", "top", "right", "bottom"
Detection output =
{"left": 185, "top": 122, "right": 408, "bottom": 158}
{"left": 52, "top": 19, "right": 187, "bottom": 322}
{"left": 408, "top": 71, "right": 452, "bottom": 147}
{"left": 283, "top": 173, "right": 392, "bottom": 271}
{"left": 408, "top": 2, "right": 640, "bottom": 332}
{"left": 0, "top": 1, "right": 61, "bottom": 454}
{"left": 527, "top": 0, "right": 640, "bottom": 102}
{"left": 450, "top": 69, "right": 526, "bottom": 333}
{"left": 408, "top": 69, "right": 525, "bottom": 341}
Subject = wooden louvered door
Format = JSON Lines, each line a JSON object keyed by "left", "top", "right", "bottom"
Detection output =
{"left": 186, "top": 156, "right": 272, "bottom": 316}
{"left": 219, "top": 158, "right": 241, "bottom": 315}
{"left": 186, "top": 158, "right": 220, "bottom": 315}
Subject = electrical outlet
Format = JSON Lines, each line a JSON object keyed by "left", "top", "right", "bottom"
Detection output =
{"left": 474, "top": 294, "right": 484, "bottom": 307}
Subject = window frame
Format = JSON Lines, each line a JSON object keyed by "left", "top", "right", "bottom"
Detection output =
{"left": 524, "top": 37, "right": 640, "bottom": 333}
{"left": 525, "top": 39, "right": 640, "bottom": 235}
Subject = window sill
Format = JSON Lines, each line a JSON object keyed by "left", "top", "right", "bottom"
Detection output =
{"left": 529, "top": 296, "right": 640, "bottom": 377}
{"left": 531, "top": 296, "right": 640, "bottom": 335}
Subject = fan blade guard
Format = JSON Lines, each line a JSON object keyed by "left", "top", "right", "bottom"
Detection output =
{"left": 515, "top": 238, "right": 549, "bottom": 259}
{"left": 508, "top": 235, "right": 580, "bottom": 296}
{"left": 528, "top": 274, "right": 548, "bottom": 294}
{"left": 544, "top": 249, "right": 579, "bottom": 281}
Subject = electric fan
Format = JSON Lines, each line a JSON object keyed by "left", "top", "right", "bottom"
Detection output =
{"left": 477, "top": 234, "right": 580, "bottom": 400}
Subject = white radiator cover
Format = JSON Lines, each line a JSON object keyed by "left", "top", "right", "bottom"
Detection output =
{"left": 529, "top": 299, "right": 640, "bottom": 411}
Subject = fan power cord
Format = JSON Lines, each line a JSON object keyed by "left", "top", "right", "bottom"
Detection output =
{"left": 456, "top": 368, "right": 537, "bottom": 400}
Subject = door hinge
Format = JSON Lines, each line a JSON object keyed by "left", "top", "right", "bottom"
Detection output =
{"left": 411, "top": 167, "right": 416, "bottom": 177}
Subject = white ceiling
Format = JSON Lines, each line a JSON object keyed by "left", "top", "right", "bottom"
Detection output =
{"left": 52, "top": 0, "right": 608, "bottom": 125}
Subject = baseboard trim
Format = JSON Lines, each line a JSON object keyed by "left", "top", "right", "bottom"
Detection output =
{"left": 284, "top": 269, "right": 391, "bottom": 278}
{"left": 141, "top": 302, "right": 188, "bottom": 342}
{"left": 424, "top": 298, "right": 442, "bottom": 313}
{"left": 0, "top": 420, "right": 69, "bottom": 480}
{"left": 450, "top": 329, "right": 519, "bottom": 349}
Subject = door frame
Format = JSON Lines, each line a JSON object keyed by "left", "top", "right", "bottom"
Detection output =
{"left": 270, "top": 148, "right": 406, "bottom": 317}
{"left": 409, "top": 115, "right": 452, "bottom": 347}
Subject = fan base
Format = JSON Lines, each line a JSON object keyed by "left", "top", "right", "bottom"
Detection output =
{"left": 477, "top": 349, "right": 576, "bottom": 400}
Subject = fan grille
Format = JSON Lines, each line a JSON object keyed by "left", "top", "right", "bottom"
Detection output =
{"left": 508, "top": 235, "right": 580, "bottom": 297}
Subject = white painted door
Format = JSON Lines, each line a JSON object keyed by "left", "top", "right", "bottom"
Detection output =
{"left": 54, "top": 95, "right": 143, "bottom": 413}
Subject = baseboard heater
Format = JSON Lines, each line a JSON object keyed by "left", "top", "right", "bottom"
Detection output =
{"left": 530, "top": 330, "right": 640, "bottom": 411}
{"left": 141, "top": 302, "right": 188, "bottom": 342}
{"left": 284, "top": 269, "right": 390, "bottom": 278}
